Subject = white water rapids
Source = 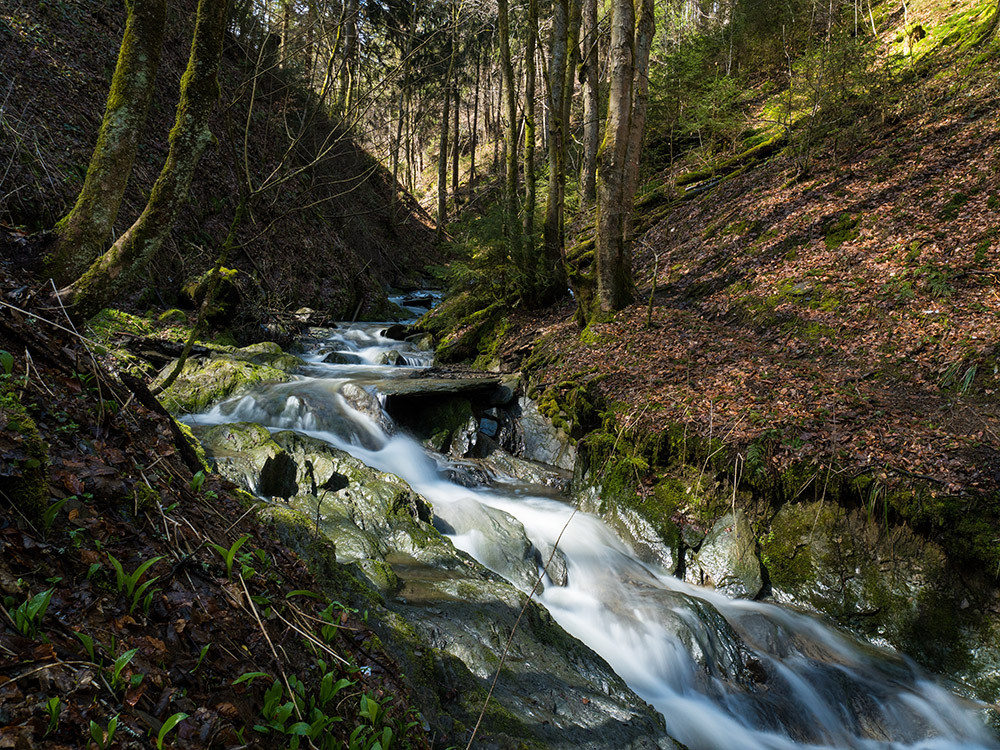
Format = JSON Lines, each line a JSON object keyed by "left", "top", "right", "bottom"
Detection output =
{"left": 186, "top": 308, "right": 999, "bottom": 750}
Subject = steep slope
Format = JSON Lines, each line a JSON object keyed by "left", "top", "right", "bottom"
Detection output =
{"left": 0, "top": 0, "right": 437, "bottom": 332}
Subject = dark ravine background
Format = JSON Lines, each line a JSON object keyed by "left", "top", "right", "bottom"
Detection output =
{"left": 0, "top": 0, "right": 438, "bottom": 336}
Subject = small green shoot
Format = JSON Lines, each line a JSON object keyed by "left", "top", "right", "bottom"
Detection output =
{"left": 74, "top": 630, "right": 97, "bottom": 662}
{"left": 11, "top": 587, "right": 54, "bottom": 637}
{"left": 189, "top": 470, "right": 206, "bottom": 493}
{"left": 41, "top": 497, "right": 69, "bottom": 535}
{"left": 109, "top": 648, "right": 138, "bottom": 692}
{"left": 107, "top": 553, "right": 163, "bottom": 614}
{"left": 0, "top": 350, "right": 12, "bottom": 376}
{"left": 45, "top": 697, "right": 60, "bottom": 736}
{"left": 89, "top": 715, "right": 117, "bottom": 750}
{"left": 155, "top": 712, "right": 189, "bottom": 749}
{"left": 192, "top": 643, "right": 210, "bottom": 674}
{"left": 209, "top": 535, "right": 249, "bottom": 579}
{"left": 233, "top": 671, "right": 271, "bottom": 685}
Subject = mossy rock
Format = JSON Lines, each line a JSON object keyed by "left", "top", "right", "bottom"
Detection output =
{"left": 157, "top": 308, "right": 188, "bottom": 324}
{"left": 0, "top": 390, "right": 49, "bottom": 519}
{"left": 231, "top": 341, "right": 304, "bottom": 372}
{"left": 153, "top": 355, "right": 293, "bottom": 414}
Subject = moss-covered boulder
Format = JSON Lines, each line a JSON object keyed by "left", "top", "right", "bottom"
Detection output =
{"left": 153, "top": 349, "right": 298, "bottom": 414}
{"left": 761, "top": 499, "right": 1000, "bottom": 701}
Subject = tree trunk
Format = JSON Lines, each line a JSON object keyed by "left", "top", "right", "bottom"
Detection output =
{"left": 47, "top": 0, "right": 167, "bottom": 285}
{"left": 498, "top": 0, "right": 522, "bottom": 263}
{"left": 437, "top": 81, "right": 451, "bottom": 231}
{"left": 337, "top": 0, "right": 358, "bottom": 114}
{"left": 580, "top": 0, "right": 600, "bottom": 205}
{"left": 594, "top": 0, "right": 637, "bottom": 316}
{"left": 522, "top": 0, "right": 538, "bottom": 263}
{"left": 452, "top": 71, "right": 460, "bottom": 200}
{"left": 471, "top": 48, "right": 480, "bottom": 183}
{"left": 63, "top": 0, "right": 228, "bottom": 320}
{"left": 624, "top": 0, "right": 654, "bottom": 204}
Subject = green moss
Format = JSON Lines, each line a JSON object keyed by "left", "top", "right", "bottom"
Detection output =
{"left": 175, "top": 420, "right": 209, "bottom": 471}
{"left": 823, "top": 213, "right": 860, "bottom": 250}
{"left": 154, "top": 355, "right": 293, "bottom": 414}
{"left": 0, "top": 389, "right": 50, "bottom": 519}
{"left": 939, "top": 191, "right": 970, "bottom": 221}
{"left": 157, "top": 308, "right": 187, "bottom": 324}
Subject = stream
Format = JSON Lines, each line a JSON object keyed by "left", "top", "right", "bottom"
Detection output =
{"left": 184, "top": 301, "right": 999, "bottom": 750}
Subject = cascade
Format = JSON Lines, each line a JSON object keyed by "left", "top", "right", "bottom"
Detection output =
{"left": 185, "top": 303, "right": 999, "bottom": 750}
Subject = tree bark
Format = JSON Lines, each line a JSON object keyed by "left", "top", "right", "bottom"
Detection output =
{"left": 47, "top": 0, "right": 167, "bottom": 285}
{"left": 470, "top": 47, "right": 480, "bottom": 183}
{"left": 580, "top": 0, "right": 600, "bottom": 205}
{"left": 595, "top": 0, "right": 637, "bottom": 315}
{"left": 624, "top": 0, "right": 654, "bottom": 205}
{"left": 452, "top": 70, "right": 460, "bottom": 200}
{"left": 498, "top": 0, "right": 522, "bottom": 263}
{"left": 63, "top": 0, "right": 229, "bottom": 320}
{"left": 522, "top": 0, "right": 539, "bottom": 267}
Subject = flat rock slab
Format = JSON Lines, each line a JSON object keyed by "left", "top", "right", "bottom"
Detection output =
{"left": 375, "top": 375, "right": 502, "bottom": 397}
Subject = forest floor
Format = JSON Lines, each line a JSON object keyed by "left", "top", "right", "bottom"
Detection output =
{"left": 0, "top": 269, "right": 428, "bottom": 747}
{"left": 498, "top": 32, "right": 1000, "bottom": 500}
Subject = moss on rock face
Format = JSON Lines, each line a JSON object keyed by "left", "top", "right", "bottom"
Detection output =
{"left": 153, "top": 353, "right": 294, "bottom": 413}
{"left": 0, "top": 390, "right": 49, "bottom": 519}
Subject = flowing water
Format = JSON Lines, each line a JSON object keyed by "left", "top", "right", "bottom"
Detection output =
{"left": 187, "top": 306, "right": 999, "bottom": 750}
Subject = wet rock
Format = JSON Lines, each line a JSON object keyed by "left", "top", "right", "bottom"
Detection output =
{"left": 687, "top": 511, "right": 763, "bottom": 599}
{"left": 339, "top": 383, "right": 396, "bottom": 437}
{"left": 153, "top": 355, "right": 294, "bottom": 414}
{"left": 517, "top": 397, "right": 576, "bottom": 471}
{"left": 431, "top": 500, "right": 541, "bottom": 592}
{"left": 380, "top": 324, "right": 409, "bottom": 341}
{"left": 404, "top": 332, "right": 435, "bottom": 351}
{"left": 576, "top": 485, "right": 681, "bottom": 575}
{"left": 761, "top": 499, "right": 1000, "bottom": 702}
{"left": 233, "top": 341, "right": 303, "bottom": 372}
{"left": 198, "top": 422, "right": 291, "bottom": 496}
{"left": 536, "top": 540, "right": 569, "bottom": 586}
{"left": 208, "top": 425, "right": 680, "bottom": 749}
{"left": 376, "top": 350, "right": 406, "bottom": 366}
{"left": 480, "top": 448, "right": 573, "bottom": 493}
{"left": 322, "top": 351, "right": 364, "bottom": 365}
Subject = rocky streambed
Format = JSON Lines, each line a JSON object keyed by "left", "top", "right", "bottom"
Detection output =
{"left": 152, "top": 316, "right": 1000, "bottom": 749}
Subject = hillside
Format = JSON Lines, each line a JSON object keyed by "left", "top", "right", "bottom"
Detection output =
{"left": 0, "top": 0, "right": 437, "bottom": 334}
{"left": 421, "top": 0, "right": 1000, "bottom": 692}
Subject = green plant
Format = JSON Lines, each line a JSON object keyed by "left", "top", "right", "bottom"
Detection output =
{"left": 191, "top": 643, "right": 211, "bottom": 674}
{"left": 89, "top": 715, "right": 117, "bottom": 750}
{"left": 0, "top": 350, "right": 12, "bottom": 376}
{"left": 253, "top": 673, "right": 354, "bottom": 749}
{"left": 107, "top": 553, "right": 163, "bottom": 614}
{"left": 8, "top": 587, "right": 54, "bottom": 637}
{"left": 45, "top": 697, "right": 60, "bottom": 736}
{"left": 41, "top": 497, "right": 69, "bottom": 535}
{"left": 155, "top": 712, "right": 189, "bottom": 749}
{"left": 209, "top": 535, "right": 249, "bottom": 579}
{"left": 74, "top": 630, "right": 97, "bottom": 662}
{"left": 109, "top": 648, "right": 138, "bottom": 692}
{"left": 189, "top": 470, "right": 206, "bottom": 493}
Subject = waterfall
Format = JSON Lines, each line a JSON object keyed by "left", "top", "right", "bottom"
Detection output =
{"left": 186, "top": 319, "right": 999, "bottom": 750}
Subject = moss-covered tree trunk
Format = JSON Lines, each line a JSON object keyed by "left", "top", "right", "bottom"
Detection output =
{"left": 522, "top": 0, "right": 538, "bottom": 263}
{"left": 594, "top": 0, "right": 636, "bottom": 315}
{"left": 580, "top": 0, "right": 599, "bottom": 206}
{"left": 46, "top": 0, "right": 167, "bottom": 285}
{"left": 63, "top": 0, "right": 229, "bottom": 320}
